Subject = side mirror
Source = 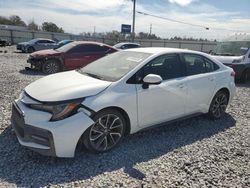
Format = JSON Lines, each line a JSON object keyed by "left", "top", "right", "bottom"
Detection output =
{"left": 142, "top": 74, "right": 162, "bottom": 89}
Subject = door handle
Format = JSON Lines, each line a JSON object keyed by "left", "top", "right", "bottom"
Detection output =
{"left": 177, "top": 83, "right": 185, "bottom": 88}
{"left": 208, "top": 77, "right": 215, "bottom": 81}
{"left": 85, "top": 56, "right": 90, "bottom": 58}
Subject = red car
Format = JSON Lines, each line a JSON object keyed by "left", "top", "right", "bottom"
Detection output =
{"left": 27, "top": 41, "right": 118, "bottom": 74}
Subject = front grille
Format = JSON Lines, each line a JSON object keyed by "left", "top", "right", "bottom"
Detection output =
{"left": 16, "top": 45, "right": 22, "bottom": 50}
{"left": 11, "top": 103, "right": 25, "bottom": 138}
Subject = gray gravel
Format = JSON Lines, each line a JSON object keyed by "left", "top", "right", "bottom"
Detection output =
{"left": 0, "top": 46, "right": 250, "bottom": 188}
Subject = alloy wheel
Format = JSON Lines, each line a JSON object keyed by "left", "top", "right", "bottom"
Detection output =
{"left": 89, "top": 114, "right": 124, "bottom": 152}
{"left": 211, "top": 93, "right": 228, "bottom": 118}
{"left": 44, "top": 61, "right": 60, "bottom": 74}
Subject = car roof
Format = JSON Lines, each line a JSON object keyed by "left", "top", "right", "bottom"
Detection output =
{"left": 126, "top": 47, "right": 207, "bottom": 56}
{"left": 34, "top": 38, "right": 54, "bottom": 41}
{"left": 114, "top": 42, "right": 140, "bottom": 46}
{"left": 71, "top": 41, "right": 116, "bottom": 50}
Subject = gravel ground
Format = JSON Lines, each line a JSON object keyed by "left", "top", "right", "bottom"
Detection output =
{"left": 0, "top": 46, "right": 250, "bottom": 188}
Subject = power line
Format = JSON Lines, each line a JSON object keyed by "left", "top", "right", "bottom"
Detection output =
{"left": 136, "top": 11, "right": 247, "bottom": 33}
{"left": 137, "top": 11, "right": 209, "bottom": 30}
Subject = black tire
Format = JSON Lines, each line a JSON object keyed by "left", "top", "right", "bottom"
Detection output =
{"left": 27, "top": 46, "right": 35, "bottom": 53}
{"left": 240, "top": 69, "right": 250, "bottom": 83}
{"left": 82, "top": 109, "right": 126, "bottom": 153}
{"left": 208, "top": 91, "right": 229, "bottom": 120}
{"left": 42, "top": 59, "right": 61, "bottom": 74}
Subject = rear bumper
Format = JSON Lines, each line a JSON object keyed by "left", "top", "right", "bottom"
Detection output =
{"left": 11, "top": 99, "right": 95, "bottom": 158}
{"left": 224, "top": 63, "right": 246, "bottom": 80}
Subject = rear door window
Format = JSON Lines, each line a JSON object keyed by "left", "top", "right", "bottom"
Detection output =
{"left": 182, "top": 54, "right": 219, "bottom": 76}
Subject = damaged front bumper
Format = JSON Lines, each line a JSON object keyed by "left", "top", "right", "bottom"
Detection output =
{"left": 11, "top": 98, "right": 95, "bottom": 158}
{"left": 27, "top": 57, "right": 44, "bottom": 70}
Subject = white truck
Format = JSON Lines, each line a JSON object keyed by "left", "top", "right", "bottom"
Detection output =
{"left": 211, "top": 34, "right": 250, "bottom": 83}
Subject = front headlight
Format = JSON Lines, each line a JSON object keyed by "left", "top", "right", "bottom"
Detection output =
{"left": 29, "top": 102, "right": 81, "bottom": 121}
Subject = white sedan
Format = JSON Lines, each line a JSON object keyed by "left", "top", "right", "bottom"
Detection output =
{"left": 11, "top": 48, "right": 236, "bottom": 157}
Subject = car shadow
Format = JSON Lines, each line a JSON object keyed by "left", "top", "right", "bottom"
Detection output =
{"left": 19, "top": 68, "right": 46, "bottom": 76}
{"left": 0, "top": 114, "right": 236, "bottom": 187}
{"left": 235, "top": 82, "right": 250, "bottom": 88}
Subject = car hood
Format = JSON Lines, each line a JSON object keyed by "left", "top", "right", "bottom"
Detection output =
{"left": 18, "top": 42, "right": 29, "bottom": 45}
{"left": 25, "top": 71, "right": 112, "bottom": 102}
{"left": 30, "top": 49, "right": 61, "bottom": 58}
{"left": 211, "top": 55, "right": 243, "bottom": 65}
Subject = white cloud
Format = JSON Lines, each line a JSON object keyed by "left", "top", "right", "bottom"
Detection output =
{"left": 38, "top": 0, "right": 132, "bottom": 13}
{"left": 168, "top": 0, "right": 197, "bottom": 6}
{"left": 0, "top": 0, "right": 250, "bottom": 40}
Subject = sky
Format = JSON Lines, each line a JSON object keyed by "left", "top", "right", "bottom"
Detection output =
{"left": 0, "top": 0, "right": 250, "bottom": 40}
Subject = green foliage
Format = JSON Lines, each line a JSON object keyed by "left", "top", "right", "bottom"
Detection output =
{"left": 41, "top": 22, "right": 64, "bottom": 33}
{"left": 0, "top": 15, "right": 26, "bottom": 26}
{"left": 27, "top": 20, "right": 39, "bottom": 31}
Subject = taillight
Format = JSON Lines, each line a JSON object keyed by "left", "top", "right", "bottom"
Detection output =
{"left": 231, "top": 71, "right": 236, "bottom": 77}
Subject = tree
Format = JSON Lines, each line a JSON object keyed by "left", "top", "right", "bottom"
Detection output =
{"left": 0, "top": 15, "right": 26, "bottom": 26}
{"left": 42, "top": 22, "right": 64, "bottom": 33}
{"left": 0, "top": 16, "right": 12, "bottom": 25}
{"left": 136, "top": 32, "right": 160, "bottom": 40}
{"left": 27, "top": 20, "right": 39, "bottom": 31}
{"left": 9, "top": 15, "right": 26, "bottom": 26}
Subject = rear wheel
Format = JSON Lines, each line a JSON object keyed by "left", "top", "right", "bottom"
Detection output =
{"left": 42, "top": 59, "right": 61, "bottom": 74}
{"left": 82, "top": 109, "right": 126, "bottom": 153}
{"left": 208, "top": 91, "right": 229, "bottom": 119}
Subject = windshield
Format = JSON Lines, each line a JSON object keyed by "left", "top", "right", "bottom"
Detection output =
{"left": 113, "top": 43, "right": 124, "bottom": 48}
{"left": 28, "top": 39, "right": 39, "bottom": 43}
{"left": 55, "top": 42, "right": 75, "bottom": 52}
{"left": 78, "top": 51, "right": 151, "bottom": 82}
{"left": 212, "top": 41, "right": 250, "bottom": 56}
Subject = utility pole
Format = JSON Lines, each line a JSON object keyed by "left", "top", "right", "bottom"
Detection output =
{"left": 132, "top": 0, "right": 136, "bottom": 42}
{"left": 149, "top": 24, "right": 152, "bottom": 35}
{"left": 93, "top": 26, "right": 96, "bottom": 37}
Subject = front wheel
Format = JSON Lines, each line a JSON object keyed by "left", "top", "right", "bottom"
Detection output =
{"left": 42, "top": 59, "right": 61, "bottom": 74}
{"left": 27, "top": 46, "right": 35, "bottom": 53}
{"left": 208, "top": 91, "right": 229, "bottom": 119}
{"left": 83, "top": 109, "right": 126, "bottom": 153}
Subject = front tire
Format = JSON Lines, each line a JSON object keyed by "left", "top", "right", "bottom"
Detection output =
{"left": 42, "top": 59, "right": 61, "bottom": 74}
{"left": 83, "top": 109, "right": 126, "bottom": 153}
{"left": 240, "top": 69, "right": 250, "bottom": 83}
{"left": 208, "top": 91, "right": 229, "bottom": 119}
{"left": 27, "top": 46, "right": 35, "bottom": 53}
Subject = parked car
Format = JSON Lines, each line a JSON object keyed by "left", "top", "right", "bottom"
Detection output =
{"left": 11, "top": 48, "right": 236, "bottom": 157}
{"left": 16, "top": 38, "right": 57, "bottom": 53}
{"left": 0, "top": 38, "right": 7, "bottom": 47}
{"left": 27, "top": 41, "right": 117, "bottom": 74}
{"left": 113, "top": 42, "right": 140, "bottom": 50}
{"left": 55, "top": 39, "right": 73, "bottom": 49}
{"left": 211, "top": 35, "right": 250, "bottom": 83}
